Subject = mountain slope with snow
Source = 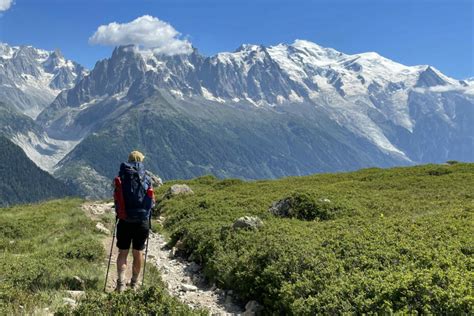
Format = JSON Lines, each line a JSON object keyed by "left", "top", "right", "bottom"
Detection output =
{"left": 40, "top": 40, "right": 472, "bottom": 159}
{"left": 3, "top": 40, "right": 473, "bottom": 196}
{"left": 0, "top": 44, "right": 87, "bottom": 172}
{"left": 0, "top": 43, "right": 87, "bottom": 118}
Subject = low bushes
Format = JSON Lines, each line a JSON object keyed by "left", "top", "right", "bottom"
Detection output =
{"left": 270, "top": 192, "right": 351, "bottom": 221}
{"left": 157, "top": 163, "right": 474, "bottom": 314}
{"left": 57, "top": 266, "right": 206, "bottom": 316}
{"left": 0, "top": 199, "right": 208, "bottom": 314}
{"left": 0, "top": 199, "right": 104, "bottom": 314}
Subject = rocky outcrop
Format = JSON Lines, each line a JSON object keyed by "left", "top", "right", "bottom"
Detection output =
{"left": 232, "top": 216, "right": 264, "bottom": 230}
{"left": 268, "top": 198, "right": 292, "bottom": 217}
{"left": 164, "top": 184, "right": 194, "bottom": 198}
{"left": 269, "top": 194, "right": 335, "bottom": 221}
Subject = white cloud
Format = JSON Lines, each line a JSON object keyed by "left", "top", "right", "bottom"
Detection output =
{"left": 89, "top": 15, "right": 192, "bottom": 55}
{"left": 0, "top": 0, "right": 13, "bottom": 12}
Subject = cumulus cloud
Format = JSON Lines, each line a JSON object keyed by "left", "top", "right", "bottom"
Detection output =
{"left": 0, "top": 0, "right": 13, "bottom": 12}
{"left": 89, "top": 15, "right": 192, "bottom": 55}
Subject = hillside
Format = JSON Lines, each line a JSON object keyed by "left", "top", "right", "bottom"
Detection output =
{"left": 0, "top": 199, "right": 202, "bottom": 315}
{"left": 155, "top": 163, "right": 474, "bottom": 314}
{"left": 0, "top": 164, "right": 472, "bottom": 314}
{"left": 0, "top": 136, "right": 74, "bottom": 206}
{"left": 0, "top": 43, "right": 87, "bottom": 118}
{"left": 40, "top": 42, "right": 472, "bottom": 197}
{"left": 55, "top": 96, "right": 406, "bottom": 198}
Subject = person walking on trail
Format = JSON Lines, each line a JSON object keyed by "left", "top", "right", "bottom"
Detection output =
{"left": 113, "top": 150, "right": 155, "bottom": 292}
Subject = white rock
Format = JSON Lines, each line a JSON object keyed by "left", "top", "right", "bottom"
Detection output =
{"left": 181, "top": 284, "right": 198, "bottom": 292}
{"left": 95, "top": 222, "right": 110, "bottom": 235}
{"left": 165, "top": 184, "right": 194, "bottom": 198}
{"left": 62, "top": 297, "right": 76, "bottom": 306}
{"left": 232, "top": 216, "right": 264, "bottom": 230}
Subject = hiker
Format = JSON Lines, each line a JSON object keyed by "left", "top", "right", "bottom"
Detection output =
{"left": 113, "top": 150, "right": 155, "bottom": 292}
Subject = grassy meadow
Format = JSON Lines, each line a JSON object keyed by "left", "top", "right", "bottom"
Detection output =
{"left": 155, "top": 163, "right": 474, "bottom": 314}
{"left": 0, "top": 163, "right": 472, "bottom": 314}
{"left": 0, "top": 199, "right": 204, "bottom": 315}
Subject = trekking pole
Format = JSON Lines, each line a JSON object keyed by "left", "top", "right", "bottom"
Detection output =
{"left": 142, "top": 216, "right": 151, "bottom": 287}
{"left": 104, "top": 217, "right": 119, "bottom": 292}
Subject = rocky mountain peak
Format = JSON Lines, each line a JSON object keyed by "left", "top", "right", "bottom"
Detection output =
{"left": 415, "top": 66, "right": 449, "bottom": 88}
{"left": 0, "top": 43, "right": 87, "bottom": 117}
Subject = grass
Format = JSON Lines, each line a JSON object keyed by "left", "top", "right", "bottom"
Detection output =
{"left": 56, "top": 264, "right": 207, "bottom": 316}
{"left": 0, "top": 198, "right": 206, "bottom": 315}
{"left": 155, "top": 163, "right": 474, "bottom": 314}
{"left": 0, "top": 199, "right": 104, "bottom": 314}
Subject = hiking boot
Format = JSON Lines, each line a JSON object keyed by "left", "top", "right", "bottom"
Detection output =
{"left": 130, "top": 279, "right": 139, "bottom": 291}
{"left": 115, "top": 280, "right": 126, "bottom": 293}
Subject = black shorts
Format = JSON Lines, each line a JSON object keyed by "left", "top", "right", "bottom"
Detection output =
{"left": 116, "top": 220, "right": 150, "bottom": 251}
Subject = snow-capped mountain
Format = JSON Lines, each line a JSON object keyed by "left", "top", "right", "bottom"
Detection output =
{"left": 3, "top": 40, "right": 473, "bottom": 196}
{"left": 0, "top": 43, "right": 87, "bottom": 118}
{"left": 40, "top": 40, "right": 472, "bottom": 159}
{"left": 0, "top": 44, "right": 86, "bottom": 171}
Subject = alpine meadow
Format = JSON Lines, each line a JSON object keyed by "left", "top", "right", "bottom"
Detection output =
{"left": 0, "top": 0, "right": 473, "bottom": 314}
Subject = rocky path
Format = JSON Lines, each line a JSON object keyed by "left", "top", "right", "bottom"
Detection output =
{"left": 147, "top": 225, "right": 244, "bottom": 315}
{"left": 82, "top": 201, "right": 246, "bottom": 315}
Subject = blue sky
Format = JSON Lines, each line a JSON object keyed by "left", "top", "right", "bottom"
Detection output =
{"left": 0, "top": 0, "right": 472, "bottom": 79}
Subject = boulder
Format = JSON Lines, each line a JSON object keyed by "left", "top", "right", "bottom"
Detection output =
{"left": 269, "top": 196, "right": 332, "bottom": 219}
{"left": 164, "top": 184, "right": 194, "bottom": 198}
{"left": 268, "top": 198, "right": 292, "bottom": 217}
{"left": 181, "top": 284, "right": 198, "bottom": 292}
{"left": 232, "top": 216, "right": 264, "bottom": 230}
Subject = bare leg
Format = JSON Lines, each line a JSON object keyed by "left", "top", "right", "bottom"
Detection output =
{"left": 117, "top": 249, "right": 129, "bottom": 288}
{"left": 131, "top": 249, "right": 143, "bottom": 283}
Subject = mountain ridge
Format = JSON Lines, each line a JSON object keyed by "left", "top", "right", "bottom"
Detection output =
{"left": 0, "top": 136, "right": 74, "bottom": 206}
{"left": 1, "top": 40, "right": 472, "bottom": 197}
{"left": 0, "top": 43, "right": 87, "bottom": 119}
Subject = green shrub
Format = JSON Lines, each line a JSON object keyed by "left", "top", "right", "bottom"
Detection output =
{"left": 57, "top": 266, "right": 206, "bottom": 316}
{"left": 288, "top": 193, "right": 340, "bottom": 220}
{"left": 213, "top": 178, "right": 244, "bottom": 189}
{"left": 193, "top": 174, "right": 218, "bottom": 185}
{"left": 155, "top": 163, "right": 474, "bottom": 314}
{"left": 0, "top": 199, "right": 105, "bottom": 314}
{"left": 61, "top": 239, "right": 104, "bottom": 261}
{"left": 57, "top": 286, "right": 206, "bottom": 316}
{"left": 427, "top": 167, "right": 452, "bottom": 176}
{"left": 446, "top": 160, "right": 459, "bottom": 165}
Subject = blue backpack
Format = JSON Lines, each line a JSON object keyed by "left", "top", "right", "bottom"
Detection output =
{"left": 118, "top": 162, "right": 153, "bottom": 222}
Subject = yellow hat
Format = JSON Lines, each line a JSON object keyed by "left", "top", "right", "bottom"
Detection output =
{"left": 128, "top": 150, "right": 145, "bottom": 162}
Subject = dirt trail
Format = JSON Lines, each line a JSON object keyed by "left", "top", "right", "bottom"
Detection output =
{"left": 82, "top": 201, "right": 244, "bottom": 315}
